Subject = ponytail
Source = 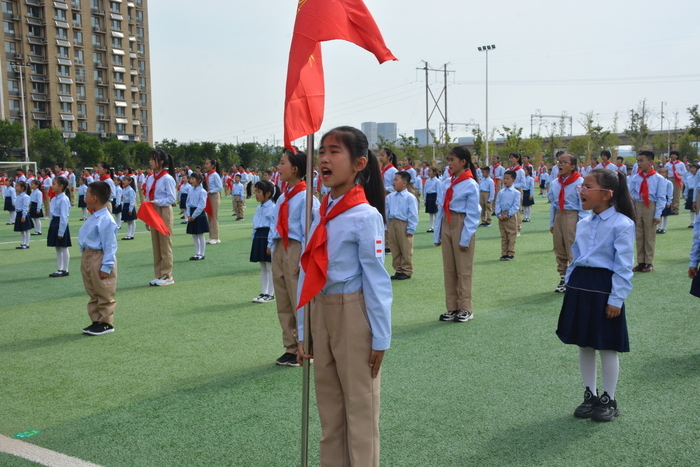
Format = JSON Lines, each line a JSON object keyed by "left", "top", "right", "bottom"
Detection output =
{"left": 588, "top": 168, "right": 636, "bottom": 223}
{"left": 150, "top": 150, "right": 175, "bottom": 175}
{"left": 382, "top": 148, "right": 398, "bottom": 167}
{"left": 207, "top": 158, "right": 221, "bottom": 176}
{"left": 449, "top": 145, "right": 477, "bottom": 176}
{"left": 54, "top": 176, "right": 70, "bottom": 196}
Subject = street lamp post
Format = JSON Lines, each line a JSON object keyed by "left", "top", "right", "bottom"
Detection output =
{"left": 478, "top": 45, "right": 495, "bottom": 162}
{"left": 11, "top": 61, "right": 30, "bottom": 164}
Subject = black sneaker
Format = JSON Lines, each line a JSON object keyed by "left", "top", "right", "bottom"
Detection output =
{"left": 83, "top": 322, "right": 114, "bottom": 336}
{"left": 394, "top": 273, "right": 410, "bottom": 280}
{"left": 591, "top": 392, "right": 619, "bottom": 422}
{"left": 31, "top": 232, "right": 42, "bottom": 235}
{"left": 554, "top": 280, "right": 566, "bottom": 293}
{"left": 82, "top": 322, "right": 98, "bottom": 333}
{"left": 439, "top": 310, "right": 458, "bottom": 321}
{"left": 427, "top": 228, "right": 434, "bottom": 233}
{"left": 49, "top": 270, "right": 69, "bottom": 277}
{"left": 641, "top": 263, "right": 654, "bottom": 273}
{"left": 573, "top": 387, "right": 598, "bottom": 419}
{"left": 454, "top": 310, "right": 473, "bottom": 322}
{"left": 275, "top": 352, "right": 300, "bottom": 367}
{"left": 632, "top": 263, "right": 644, "bottom": 272}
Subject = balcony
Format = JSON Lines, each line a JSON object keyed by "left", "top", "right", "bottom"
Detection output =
{"left": 91, "top": 9, "right": 105, "bottom": 15}
{"left": 93, "top": 45, "right": 106, "bottom": 51}
{"left": 76, "top": 76, "right": 86, "bottom": 83}
{"left": 72, "top": 21, "right": 82, "bottom": 28}
{"left": 96, "top": 97, "right": 109, "bottom": 103}
{"left": 97, "top": 114, "right": 110, "bottom": 121}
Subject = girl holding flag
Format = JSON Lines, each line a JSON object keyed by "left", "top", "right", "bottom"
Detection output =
{"left": 144, "top": 150, "right": 177, "bottom": 286}
{"left": 297, "top": 126, "right": 391, "bottom": 467}
{"left": 433, "top": 145, "right": 481, "bottom": 323}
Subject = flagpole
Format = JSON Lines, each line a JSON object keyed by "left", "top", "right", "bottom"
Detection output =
{"left": 300, "top": 133, "right": 315, "bottom": 467}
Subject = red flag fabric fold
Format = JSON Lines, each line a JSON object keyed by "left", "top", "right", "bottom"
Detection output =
{"left": 137, "top": 201, "right": 170, "bottom": 236}
{"left": 284, "top": 0, "right": 397, "bottom": 149}
{"left": 204, "top": 196, "right": 213, "bottom": 217}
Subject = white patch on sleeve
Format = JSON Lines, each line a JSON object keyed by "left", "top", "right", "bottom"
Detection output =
{"left": 375, "top": 236, "right": 384, "bottom": 257}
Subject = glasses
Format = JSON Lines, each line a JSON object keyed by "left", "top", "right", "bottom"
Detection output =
{"left": 557, "top": 161, "right": 572, "bottom": 165}
{"left": 576, "top": 186, "right": 613, "bottom": 194}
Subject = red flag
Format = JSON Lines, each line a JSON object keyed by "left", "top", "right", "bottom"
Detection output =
{"left": 284, "top": 0, "right": 397, "bottom": 149}
{"left": 204, "top": 196, "right": 213, "bottom": 217}
{"left": 137, "top": 201, "right": 170, "bottom": 236}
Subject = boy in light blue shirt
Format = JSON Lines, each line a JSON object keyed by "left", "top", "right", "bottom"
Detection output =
{"left": 386, "top": 171, "right": 418, "bottom": 280}
{"left": 496, "top": 170, "right": 521, "bottom": 260}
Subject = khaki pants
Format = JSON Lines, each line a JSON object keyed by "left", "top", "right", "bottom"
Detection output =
{"left": 386, "top": 219, "right": 413, "bottom": 276}
{"left": 635, "top": 201, "right": 657, "bottom": 264}
{"left": 150, "top": 204, "right": 173, "bottom": 279}
{"left": 311, "top": 290, "right": 381, "bottom": 467}
{"left": 207, "top": 192, "right": 220, "bottom": 240}
{"left": 137, "top": 183, "right": 144, "bottom": 203}
{"left": 498, "top": 215, "right": 518, "bottom": 256}
{"left": 671, "top": 180, "right": 682, "bottom": 214}
{"left": 272, "top": 239, "right": 301, "bottom": 354}
{"left": 516, "top": 188, "right": 523, "bottom": 232}
{"left": 479, "top": 191, "right": 493, "bottom": 224}
{"left": 81, "top": 250, "right": 117, "bottom": 326}
{"left": 440, "top": 211, "right": 476, "bottom": 311}
{"left": 42, "top": 191, "right": 51, "bottom": 217}
{"left": 234, "top": 195, "right": 245, "bottom": 218}
{"left": 552, "top": 210, "right": 578, "bottom": 277}
{"left": 69, "top": 187, "right": 75, "bottom": 205}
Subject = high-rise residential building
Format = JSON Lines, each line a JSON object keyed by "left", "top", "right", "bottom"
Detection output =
{"left": 414, "top": 128, "right": 434, "bottom": 146}
{"left": 361, "top": 121, "right": 378, "bottom": 149}
{"left": 376, "top": 122, "right": 396, "bottom": 144}
{"left": 1, "top": 0, "right": 152, "bottom": 144}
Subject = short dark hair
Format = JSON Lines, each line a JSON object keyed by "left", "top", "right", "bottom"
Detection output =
{"left": 504, "top": 170, "right": 517, "bottom": 180}
{"left": 481, "top": 166, "right": 490, "bottom": 174}
{"left": 638, "top": 150, "right": 655, "bottom": 161}
{"left": 600, "top": 150, "right": 612, "bottom": 160}
{"left": 255, "top": 180, "right": 274, "bottom": 198}
{"left": 395, "top": 171, "right": 411, "bottom": 184}
{"left": 669, "top": 150, "right": 680, "bottom": 158}
{"left": 88, "top": 181, "right": 110, "bottom": 204}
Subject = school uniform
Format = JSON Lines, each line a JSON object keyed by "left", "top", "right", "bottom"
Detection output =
{"left": 495, "top": 186, "right": 521, "bottom": 257}
{"left": 121, "top": 186, "right": 138, "bottom": 222}
{"left": 385, "top": 189, "right": 419, "bottom": 277}
{"left": 689, "top": 218, "right": 700, "bottom": 297}
{"left": 47, "top": 193, "right": 71, "bottom": 247}
{"left": 522, "top": 175, "right": 535, "bottom": 207}
{"left": 14, "top": 192, "right": 34, "bottom": 232}
{"left": 423, "top": 177, "right": 439, "bottom": 214}
{"left": 629, "top": 170, "right": 666, "bottom": 265}
{"left": 41, "top": 176, "right": 52, "bottom": 215}
{"left": 665, "top": 160, "right": 687, "bottom": 214}
{"left": 510, "top": 166, "right": 527, "bottom": 231}
{"left": 597, "top": 161, "right": 617, "bottom": 172}
{"left": 683, "top": 171, "right": 698, "bottom": 211}
{"left": 251, "top": 199, "right": 275, "bottom": 263}
{"left": 269, "top": 184, "right": 320, "bottom": 356}
{"left": 489, "top": 163, "right": 505, "bottom": 190}
{"left": 478, "top": 177, "right": 495, "bottom": 224}
{"left": 145, "top": 171, "right": 177, "bottom": 280}
{"left": 68, "top": 172, "right": 76, "bottom": 205}
{"left": 186, "top": 185, "right": 210, "bottom": 235}
{"left": 557, "top": 207, "right": 634, "bottom": 352}
{"left": 79, "top": 206, "right": 118, "bottom": 326}
{"left": 433, "top": 173, "right": 481, "bottom": 312}
{"left": 381, "top": 164, "right": 398, "bottom": 194}
{"left": 3, "top": 185, "right": 15, "bottom": 216}
{"left": 660, "top": 178, "right": 673, "bottom": 218}
{"left": 297, "top": 195, "right": 392, "bottom": 467}
{"left": 29, "top": 188, "right": 43, "bottom": 219}
{"left": 113, "top": 185, "right": 123, "bottom": 215}
{"left": 78, "top": 184, "right": 88, "bottom": 208}
{"left": 98, "top": 176, "right": 116, "bottom": 213}
{"left": 549, "top": 174, "right": 586, "bottom": 277}
{"left": 205, "top": 170, "right": 222, "bottom": 240}
{"left": 539, "top": 172, "right": 549, "bottom": 191}
{"left": 232, "top": 181, "right": 245, "bottom": 219}
{"left": 178, "top": 180, "right": 191, "bottom": 210}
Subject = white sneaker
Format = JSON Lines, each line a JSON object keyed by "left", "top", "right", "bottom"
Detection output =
{"left": 157, "top": 278, "right": 175, "bottom": 286}
{"left": 516, "top": 232, "right": 521, "bottom": 237}
{"left": 149, "top": 278, "right": 162, "bottom": 286}
{"left": 261, "top": 294, "right": 275, "bottom": 303}
{"left": 252, "top": 294, "right": 265, "bottom": 303}
{"left": 206, "top": 239, "right": 221, "bottom": 244}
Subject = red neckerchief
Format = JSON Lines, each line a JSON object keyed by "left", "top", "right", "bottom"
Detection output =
{"left": 443, "top": 170, "right": 474, "bottom": 222}
{"left": 276, "top": 181, "right": 306, "bottom": 250}
{"left": 206, "top": 169, "right": 217, "bottom": 185}
{"left": 381, "top": 164, "right": 394, "bottom": 176}
{"left": 639, "top": 168, "right": 657, "bottom": 207}
{"left": 616, "top": 163, "right": 624, "bottom": 169}
{"left": 148, "top": 170, "right": 167, "bottom": 202}
{"left": 510, "top": 165, "right": 522, "bottom": 172}
{"left": 99, "top": 174, "right": 110, "bottom": 181}
{"left": 670, "top": 160, "right": 683, "bottom": 187}
{"left": 558, "top": 172, "right": 581, "bottom": 211}
{"left": 297, "top": 184, "right": 369, "bottom": 308}
{"left": 602, "top": 161, "right": 611, "bottom": 167}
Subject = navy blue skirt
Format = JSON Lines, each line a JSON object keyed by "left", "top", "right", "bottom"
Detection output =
{"left": 557, "top": 267, "right": 629, "bottom": 352}
{"left": 47, "top": 217, "right": 72, "bottom": 247}
{"left": 250, "top": 227, "right": 271, "bottom": 263}
{"left": 522, "top": 189, "right": 535, "bottom": 207}
{"left": 4, "top": 196, "right": 14, "bottom": 212}
{"left": 179, "top": 193, "right": 188, "bottom": 210}
{"left": 78, "top": 194, "right": 86, "bottom": 208}
{"left": 14, "top": 211, "right": 34, "bottom": 231}
{"left": 111, "top": 199, "right": 121, "bottom": 214}
{"left": 661, "top": 206, "right": 672, "bottom": 217}
{"left": 685, "top": 189, "right": 694, "bottom": 211}
{"left": 186, "top": 207, "right": 209, "bottom": 235}
{"left": 121, "top": 203, "right": 138, "bottom": 222}
{"left": 29, "top": 201, "right": 43, "bottom": 219}
{"left": 425, "top": 192, "right": 438, "bottom": 214}
{"left": 539, "top": 179, "right": 547, "bottom": 189}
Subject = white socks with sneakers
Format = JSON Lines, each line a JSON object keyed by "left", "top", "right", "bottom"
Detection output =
{"left": 579, "top": 346, "right": 619, "bottom": 399}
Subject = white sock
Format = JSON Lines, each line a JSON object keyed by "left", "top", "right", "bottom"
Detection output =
{"left": 600, "top": 350, "right": 619, "bottom": 400}
{"left": 82, "top": 207, "right": 88, "bottom": 218}
{"left": 578, "top": 346, "right": 597, "bottom": 395}
{"left": 56, "top": 248, "right": 63, "bottom": 271}
{"left": 116, "top": 212, "right": 122, "bottom": 227}
{"left": 10, "top": 211, "right": 16, "bottom": 223}
{"left": 260, "top": 262, "right": 273, "bottom": 295}
{"left": 22, "top": 230, "right": 30, "bottom": 245}
{"left": 34, "top": 218, "right": 41, "bottom": 233}
{"left": 194, "top": 234, "right": 206, "bottom": 256}
{"left": 192, "top": 235, "right": 199, "bottom": 255}
{"left": 429, "top": 213, "right": 436, "bottom": 228}
{"left": 128, "top": 221, "right": 136, "bottom": 237}
{"left": 660, "top": 216, "right": 668, "bottom": 229}
{"left": 691, "top": 212, "right": 697, "bottom": 224}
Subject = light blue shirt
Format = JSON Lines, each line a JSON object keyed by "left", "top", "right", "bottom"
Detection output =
{"left": 423, "top": 177, "right": 439, "bottom": 199}
{"left": 524, "top": 175, "right": 535, "bottom": 193}
{"left": 29, "top": 189, "right": 42, "bottom": 209}
{"left": 629, "top": 171, "right": 666, "bottom": 219}
{"left": 232, "top": 182, "right": 245, "bottom": 197}
{"left": 186, "top": 185, "right": 208, "bottom": 218}
{"left": 179, "top": 182, "right": 192, "bottom": 196}
{"left": 252, "top": 199, "right": 276, "bottom": 238}
{"left": 566, "top": 207, "right": 635, "bottom": 308}
{"left": 146, "top": 173, "right": 177, "bottom": 207}
{"left": 4, "top": 185, "right": 15, "bottom": 205}
{"left": 78, "top": 184, "right": 87, "bottom": 196}
{"left": 114, "top": 185, "right": 122, "bottom": 205}
{"left": 206, "top": 171, "right": 223, "bottom": 194}
{"left": 489, "top": 164, "right": 505, "bottom": 180}
{"left": 386, "top": 189, "right": 419, "bottom": 234}
{"left": 103, "top": 177, "right": 116, "bottom": 201}
{"left": 662, "top": 178, "right": 673, "bottom": 208}
{"left": 50, "top": 192, "right": 70, "bottom": 237}
{"left": 478, "top": 177, "right": 495, "bottom": 203}
{"left": 495, "top": 185, "right": 521, "bottom": 217}
{"left": 78, "top": 207, "right": 118, "bottom": 274}
{"left": 548, "top": 175, "right": 586, "bottom": 227}
{"left": 510, "top": 167, "right": 527, "bottom": 190}
{"left": 121, "top": 186, "right": 136, "bottom": 211}
{"left": 268, "top": 185, "right": 320, "bottom": 250}
{"left": 15, "top": 192, "right": 30, "bottom": 217}
{"left": 382, "top": 165, "right": 398, "bottom": 193}
{"left": 433, "top": 175, "right": 481, "bottom": 247}
{"left": 297, "top": 202, "right": 392, "bottom": 350}
{"left": 690, "top": 215, "right": 700, "bottom": 267}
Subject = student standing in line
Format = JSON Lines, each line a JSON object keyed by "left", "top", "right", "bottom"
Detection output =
{"left": 3, "top": 177, "right": 15, "bottom": 225}
{"left": 656, "top": 167, "right": 673, "bottom": 234}
{"left": 269, "top": 148, "right": 319, "bottom": 367}
{"left": 556, "top": 168, "right": 636, "bottom": 422}
{"left": 79, "top": 181, "right": 119, "bottom": 336}
{"left": 684, "top": 164, "right": 698, "bottom": 227}
{"left": 378, "top": 148, "right": 398, "bottom": 194}
{"left": 549, "top": 152, "right": 585, "bottom": 293}
{"left": 29, "top": 179, "right": 43, "bottom": 236}
{"left": 120, "top": 176, "right": 138, "bottom": 240}
{"left": 145, "top": 150, "right": 177, "bottom": 286}
{"left": 522, "top": 165, "right": 536, "bottom": 222}
{"left": 508, "top": 152, "right": 526, "bottom": 236}
{"left": 433, "top": 145, "right": 481, "bottom": 323}
{"left": 385, "top": 171, "right": 418, "bottom": 280}
{"left": 113, "top": 177, "right": 123, "bottom": 229}
{"left": 78, "top": 177, "right": 89, "bottom": 220}
{"left": 186, "top": 171, "right": 209, "bottom": 261}
{"left": 251, "top": 180, "right": 276, "bottom": 303}
{"left": 47, "top": 177, "right": 72, "bottom": 277}
{"left": 495, "top": 170, "right": 521, "bottom": 261}
{"left": 478, "top": 166, "right": 495, "bottom": 227}
{"left": 177, "top": 168, "right": 190, "bottom": 219}
{"left": 296, "top": 126, "right": 391, "bottom": 467}
{"left": 204, "top": 158, "right": 222, "bottom": 244}
{"left": 232, "top": 174, "right": 245, "bottom": 220}
{"left": 423, "top": 167, "right": 440, "bottom": 232}
{"left": 95, "top": 162, "right": 116, "bottom": 214}
{"left": 664, "top": 150, "right": 687, "bottom": 215}
{"left": 13, "top": 181, "right": 33, "bottom": 249}
{"left": 490, "top": 155, "right": 505, "bottom": 191}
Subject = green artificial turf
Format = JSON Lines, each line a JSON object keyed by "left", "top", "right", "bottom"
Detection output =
{"left": 0, "top": 197, "right": 698, "bottom": 466}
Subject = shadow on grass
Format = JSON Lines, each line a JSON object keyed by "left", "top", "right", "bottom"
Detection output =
{"left": 0, "top": 333, "right": 85, "bottom": 352}
{"left": 174, "top": 301, "right": 260, "bottom": 316}
{"left": 630, "top": 353, "right": 700, "bottom": 382}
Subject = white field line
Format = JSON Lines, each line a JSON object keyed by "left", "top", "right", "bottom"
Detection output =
{"left": 0, "top": 435, "right": 104, "bottom": 467}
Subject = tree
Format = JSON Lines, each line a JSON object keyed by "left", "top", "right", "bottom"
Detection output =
{"left": 0, "top": 120, "right": 24, "bottom": 159}
{"left": 103, "top": 138, "right": 130, "bottom": 169}
{"left": 677, "top": 131, "right": 698, "bottom": 160}
{"left": 520, "top": 136, "right": 543, "bottom": 160}
{"left": 498, "top": 124, "right": 523, "bottom": 155}
{"left": 218, "top": 143, "right": 241, "bottom": 170}
{"left": 68, "top": 132, "right": 103, "bottom": 168}
{"left": 625, "top": 100, "right": 651, "bottom": 152}
{"left": 29, "top": 127, "right": 69, "bottom": 168}
{"left": 566, "top": 136, "right": 589, "bottom": 157}
{"left": 651, "top": 133, "right": 670, "bottom": 157}
{"left": 397, "top": 134, "right": 420, "bottom": 162}
{"left": 687, "top": 105, "right": 700, "bottom": 143}
{"left": 129, "top": 141, "right": 153, "bottom": 168}
{"left": 471, "top": 128, "right": 484, "bottom": 158}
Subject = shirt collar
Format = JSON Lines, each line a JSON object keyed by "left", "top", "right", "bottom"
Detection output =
{"left": 597, "top": 206, "right": 617, "bottom": 220}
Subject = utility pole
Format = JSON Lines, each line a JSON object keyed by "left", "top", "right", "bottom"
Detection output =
{"left": 417, "top": 61, "right": 454, "bottom": 147}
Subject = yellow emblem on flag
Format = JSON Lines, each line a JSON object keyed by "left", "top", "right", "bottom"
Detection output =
{"left": 297, "top": 0, "right": 308, "bottom": 13}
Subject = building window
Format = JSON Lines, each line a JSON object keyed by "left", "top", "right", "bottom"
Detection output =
{"left": 139, "top": 93, "right": 147, "bottom": 106}
{"left": 137, "top": 43, "right": 144, "bottom": 55}
{"left": 115, "top": 106, "right": 125, "bottom": 117}
{"left": 75, "top": 67, "right": 86, "bottom": 81}
{"left": 140, "top": 109, "right": 147, "bottom": 122}
{"left": 60, "top": 102, "right": 72, "bottom": 113}
{"left": 76, "top": 85, "right": 86, "bottom": 99}
{"left": 55, "top": 9, "right": 67, "bottom": 21}
{"left": 112, "top": 54, "right": 123, "bottom": 65}
{"left": 114, "top": 72, "right": 124, "bottom": 82}
{"left": 9, "top": 99, "right": 20, "bottom": 111}
{"left": 92, "top": 35, "right": 102, "bottom": 47}
{"left": 4, "top": 22, "right": 15, "bottom": 35}
{"left": 56, "top": 28, "right": 68, "bottom": 39}
{"left": 57, "top": 65, "right": 70, "bottom": 77}
{"left": 28, "top": 25, "right": 42, "bottom": 37}
{"left": 140, "top": 126, "right": 148, "bottom": 138}
{"left": 62, "top": 121, "right": 73, "bottom": 131}
{"left": 58, "top": 83, "right": 71, "bottom": 95}
{"left": 137, "top": 27, "right": 144, "bottom": 39}
{"left": 110, "top": 20, "right": 120, "bottom": 31}
{"left": 77, "top": 103, "right": 86, "bottom": 116}
{"left": 77, "top": 121, "right": 88, "bottom": 131}
{"left": 114, "top": 89, "right": 124, "bottom": 99}
{"left": 111, "top": 37, "right": 122, "bottom": 48}
{"left": 91, "top": 0, "right": 101, "bottom": 9}
{"left": 4, "top": 41, "right": 15, "bottom": 54}
{"left": 95, "top": 104, "right": 105, "bottom": 117}
{"left": 2, "top": 2, "right": 13, "bottom": 14}
{"left": 33, "top": 101, "right": 46, "bottom": 112}
{"left": 29, "top": 44, "right": 44, "bottom": 56}
{"left": 57, "top": 46, "right": 69, "bottom": 58}
{"left": 31, "top": 63, "right": 45, "bottom": 74}
{"left": 116, "top": 123, "right": 126, "bottom": 134}
{"left": 72, "top": 0, "right": 82, "bottom": 8}
{"left": 109, "top": 1, "right": 120, "bottom": 12}
{"left": 8, "top": 80, "right": 18, "bottom": 93}
{"left": 135, "top": 10, "right": 143, "bottom": 22}
{"left": 26, "top": 6, "right": 40, "bottom": 18}
{"left": 94, "top": 87, "right": 105, "bottom": 98}
{"left": 93, "top": 51, "right": 104, "bottom": 64}
{"left": 94, "top": 70, "right": 103, "bottom": 82}
{"left": 74, "top": 31, "right": 83, "bottom": 46}
{"left": 91, "top": 17, "right": 101, "bottom": 29}
{"left": 138, "top": 60, "right": 146, "bottom": 72}
{"left": 32, "top": 82, "right": 46, "bottom": 93}
{"left": 138, "top": 77, "right": 146, "bottom": 89}
{"left": 74, "top": 49, "right": 84, "bottom": 64}
{"left": 72, "top": 12, "right": 82, "bottom": 28}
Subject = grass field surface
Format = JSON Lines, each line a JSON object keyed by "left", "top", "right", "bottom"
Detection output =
{"left": 0, "top": 197, "right": 698, "bottom": 466}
